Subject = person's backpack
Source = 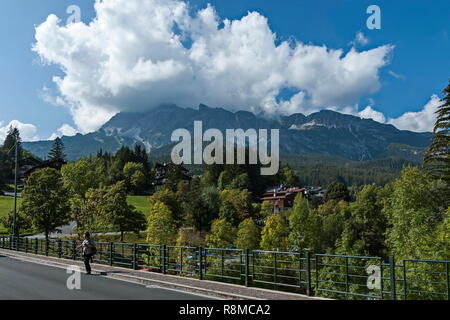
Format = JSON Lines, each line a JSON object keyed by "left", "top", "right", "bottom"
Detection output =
{"left": 90, "top": 239, "right": 97, "bottom": 255}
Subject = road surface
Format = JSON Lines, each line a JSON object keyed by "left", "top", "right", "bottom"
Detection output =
{"left": 0, "top": 255, "right": 212, "bottom": 300}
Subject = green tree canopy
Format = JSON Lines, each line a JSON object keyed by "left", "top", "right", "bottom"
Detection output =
{"left": 324, "top": 182, "right": 351, "bottom": 202}
{"left": 21, "top": 168, "right": 70, "bottom": 239}
{"left": 385, "top": 167, "right": 449, "bottom": 259}
{"left": 123, "top": 162, "right": 146, "bottom": 195}
{"left": 104, "top": 181, "right": 146, "bottom": 241}
{"left": 61, "top": 158, "right": 105, "bottom": 197}
{"left": 288, "top": 194, "right": 323, "bottom": 252}
{"left": 235, "top": 218, "right": 260, "bottom": 250}
{"left": 205, "top": 219, "right": 237, "bottom": 248}
{"left": 336, "top": 185, "right": 389, "bottom": 257}
{"left": 146, "top": 201, "right": 176, "bottom": 245}
{"left": 260, "top": 214, "right": 288, "bottom": 251}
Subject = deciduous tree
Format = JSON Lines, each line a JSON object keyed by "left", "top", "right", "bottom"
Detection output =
{"left": 260, "top": 214, "right": 288, "bottom": 251}
{"left": 21, "top": 168, "right": 70, "bottom": 240}
{"left": 235, "top": 218, "right": 260, "bottom": 250}
{"left": 205, "top": 219, "right": 237, "bottom": 248}
{"left": 146, "top": 201, "right": 176, "bottom": 245}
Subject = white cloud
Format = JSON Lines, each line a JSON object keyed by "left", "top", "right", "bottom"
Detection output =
{"left": 388, "top": 95, "right": 441, "bottom": 132}
{"left": 33, "top": 0, "right": 393, "bottom": 133}
{"left": 332, "top": 95, "right": 440, "bottom": 133}
{"left": 48, "top": 124, "right": 78, "bottom": 140}
{"left": 388, "top": 70, "right": 404, "bottom": 80}
{"left": 0, "top": 120, "right": 39, "bottom": 143}
{"left": 358, "top": 106, "right": 386, "bottom": 123}
{"left": 351, "top": 32, "right": 369, "bottom": 46}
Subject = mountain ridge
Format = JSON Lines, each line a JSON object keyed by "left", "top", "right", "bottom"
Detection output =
{"left": 23, "top": 104, "right": 432, "bottom": 162}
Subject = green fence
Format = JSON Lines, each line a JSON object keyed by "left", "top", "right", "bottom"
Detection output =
{"left": 1, "top": 236, "right": 449, "bottom": 300}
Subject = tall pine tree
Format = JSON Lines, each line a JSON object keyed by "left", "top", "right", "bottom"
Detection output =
{"left": 1, "top": 127, "right": 22, "bottom": 181}
{"left": 48, "top": 137, "right": 66, "bottom": 162}
{"left": 424, "top": 80, "right": 450, "bottom": 182}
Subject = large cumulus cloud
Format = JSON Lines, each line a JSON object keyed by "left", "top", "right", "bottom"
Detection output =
{"left": 33, "top": 0, "right": 394, "bottom": 133}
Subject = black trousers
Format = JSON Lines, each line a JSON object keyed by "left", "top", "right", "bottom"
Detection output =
{"left": 83, "top": 253, "right": 93, "bottom": 274}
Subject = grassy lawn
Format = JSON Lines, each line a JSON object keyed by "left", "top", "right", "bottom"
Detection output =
{"left": 0, "top": 196, "right": 22, "bottom": 234}
{"left": 127, "top": 195, "right": 150, "bottom": 215}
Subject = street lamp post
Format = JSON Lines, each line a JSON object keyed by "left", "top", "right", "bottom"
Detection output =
{"left": 12, "top": 137, "right": 18, "bottom": 237}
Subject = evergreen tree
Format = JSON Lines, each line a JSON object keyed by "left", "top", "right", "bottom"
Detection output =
{"left": 324, "top": 182, "right": 351, "bottom": 202}
{"left": 48, "top": 137, "right": 66, "bottom": 162}
{"left": 1, "top": 127, "right": 22, "bottom": 182}
{"left": 424, "top": 80, "right": 450, "bottom": 182}
{"left": 2, "top": 126, "right": 22, "bottom": 155}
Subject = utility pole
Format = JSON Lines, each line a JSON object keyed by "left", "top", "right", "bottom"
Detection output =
{"left": 12, "top": 137, "right": 18, "bottom": 237}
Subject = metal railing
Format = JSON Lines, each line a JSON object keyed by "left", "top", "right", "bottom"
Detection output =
{"left": 1, "top": 236, "right": 449, "bottom": 300}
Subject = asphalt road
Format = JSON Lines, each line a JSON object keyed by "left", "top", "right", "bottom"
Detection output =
{"left": 0, "top": 255, "right": 211, "bottom": 300}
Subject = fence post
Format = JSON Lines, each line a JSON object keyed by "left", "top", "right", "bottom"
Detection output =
{"left": 306, "top": 251, "right": 313, "bottom": 296}
{"left": 72, "top": 240, "right": 77, "bottom": 260}
{"left": 446, "top": 262, "right": 450, "bottom": 301}
{"left": 198, "top": 247, "right": 203, "bottom": 280}
{"left": 403, "top": 260, "right": 407, "bottom": 300}
{"left": 133, "top": 243, "right": 138, "bottom": 270}
{"left": 58, "top": 240, "right": 62, "bottom": 259}
{"left": 9, "top": 236, "right": 12, "bottom": 250}
{"left": 109, "top": 242, "right": 114, "bottom": 266}
{"left": 221, "top": 250, "right": 225, "bottom": 277}
{"left": 245, "top": 249, "right": 251, "bottom": 287}
{"left": 161, "top": 245, "right": 167, "bottom": 274}
{"left": 345, "top": 257, "right": 349, "bottom": 296}
{"left": 35, "top": 238, "right": 38, "bottom": 254}
{"left": 274, "top": 253, "right": 277, "bottom": 287}
{"left": 389, "top": 256, "right": 396, "bottom": 300}
{"left": 25, "top": 238, "right": 28, "bottom": 253}
{"left": 315, "top": 255, "right": 319, "bottom": 292}
{"left": 45, "top": 239, "right": 49, "bottom": 256}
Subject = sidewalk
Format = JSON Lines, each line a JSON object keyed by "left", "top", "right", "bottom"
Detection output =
{"left": 0, "top": 249, "right": 324, "bottom": 300}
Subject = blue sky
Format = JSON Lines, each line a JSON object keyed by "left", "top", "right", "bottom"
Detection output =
{"left": 0, "top": 0, "right": 449, "bottom": 140}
